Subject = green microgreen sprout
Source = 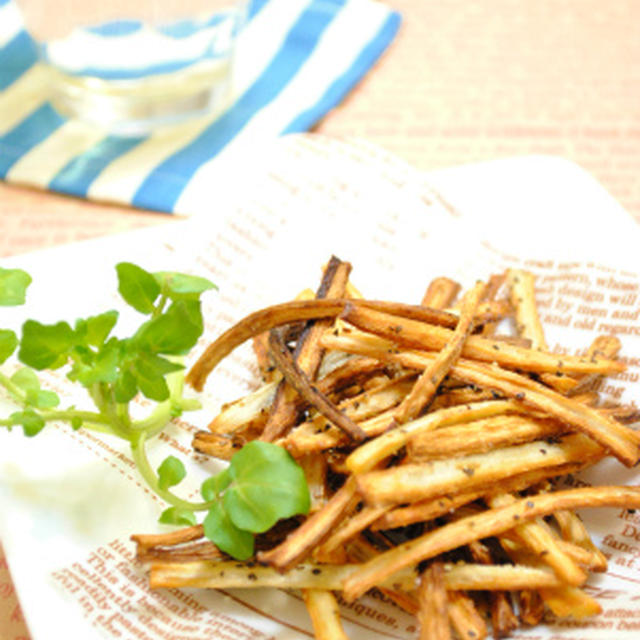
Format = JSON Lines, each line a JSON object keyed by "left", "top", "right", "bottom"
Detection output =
{"left": 0, "top": 262, "right": 310, "bottom": 559}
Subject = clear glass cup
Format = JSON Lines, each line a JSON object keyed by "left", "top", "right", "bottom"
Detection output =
{"left": 16, "top": 0, "right": 247, "bottom": 135}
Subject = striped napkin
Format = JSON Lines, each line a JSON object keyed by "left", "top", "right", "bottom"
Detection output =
{"left": 0, "top": 0, "right": 400, "bottom": 215}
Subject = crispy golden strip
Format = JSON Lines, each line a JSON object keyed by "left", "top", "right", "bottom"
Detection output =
{"left": 148, "top": 561, "right": 373, "bottom": 591}
{"left": 500, "top": 531, "right": 605, "bottom": 571}
{"left": 421, "top": 277, "right": 461, "bottom": 309}
{"left": 429, "top": 386, "right": 499, "bottom": 409}
{"left": 490, "top": 592, "right": 519, "bottom": 639}
{"left": 393, "top": 281, "right": 486, "bottom": 424}
{"left": 192, "top": 431, "right": 246, "bottom": 460}
{"left": 376, "top": 589, "right": 419, "bottom": 616}
{"left": 538, "top": 586, "right": 602, "bottom": 619}
{"left": 554, "top": 539, "right": 607, "bottom": 571}
{"left": 252, "top": 331, "right": 277, "bottom": 382}
{"left": 208, "top": 380, "right": 279, "bottom": 435}
{"left": 567, "top": 334, "right": 623, "bottom": 397}
{"left": 341, "top": 486, "right": 640, "bottom": 602}
{"left": 356, "top": 434, "right": 604, "bottom": 507}
{"left": 265, "top": 328, "right": 366, "bottom": 442}
{"left": 589, "top": 334, "right": 622, "bottom": 359}
{"left": 519, "top": 590, "right": 544, "bottom": 626}
{"left": 322, "top": 331, "right": 640, "bottom": 466}
{"left": 553, "top": 509, "right": 608, "bottom": 572}
{"left": 300, "top": 452, "right": 329, "bottom": 513}
{"left": 571, "top": 391, "right": 600, "bottom": 405}
{"left": 262, "top": 258, "right": 352, "bottom": 442}
{"left": 475, "top": 299, "right": 512, "bottom": 319}
{"left": 317, "top": 356, "right": 389, "bottom": 393}
{"left": 316, "top": 505, "right": 391, "bottom": 557}
{"left": 186, "top": 299, "right": 459, "bottom": 391}
{"left": 477, "top": 272, "right": 508, "bottom": 337}
{"left": 600, "top": 403, "right": 640, "bottom": 423}
{"left": 507, "top": 269, "right": 547, "bottom": 349}
{"left": 137, "top": 540, "right": 223, "bottom": 564}
{"left": 442, "top": 562, "right": 562, "bottom": 592}
{"left": 466, "top": 540, "right": 518, "bottom": 638}
{"left": 147, "top": 559, "right": 564, "bottom": 594}
{"left": 345, "top": 280, "right": 363, "bottom": 299}
{"left": 509, "top": 276, "right": 620, "bottom": 396}
{"left": 370, "top": 462, "right": 587, "bottom": 530}
{"left": 418, "top": 563, "right": 451, "bottom": 640}
{"left": 132, "top": 525, "right": 204, "bottom": 551}
{"left": 373, "top": 493, "right": 484, "bottom": 531}
{"left": 302, "top": 589, "right": 350, "bottom": 640}
{"left": 257, "top": 477, "right": 359, "bottom": 571}
{"left": 452, "top": 359, "right": 640, "bottom": 467}
{"left": 447, "top": 591, "right": 488, "bottom": 640}
{"left": 328, "top": 373, "right": 416, "bottom": 422}
{"left": 346, "top": 399, "right": 521, "bottom": 474}
{"left": 488, "top": 493, "right": 586, "bottom": 586}
{"left": 506, "top": 270, "right": 585, "bottom": 393}
{"left": 408, "top": 414, "right": 563, "bottom": 461}
{"left": 489, "top": 334, "right": 532, "bottom": 348}
{"left": 312, "top": 547, "right": 349, "bottom": 565}
{"left": 485, "top": 272, "right": 506, "bottom": 301}
{"left": 340, "top": 304, "right": 624, "bottom": 376}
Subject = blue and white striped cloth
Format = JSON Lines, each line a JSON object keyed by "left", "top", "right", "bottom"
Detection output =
{"left": 0, "top": 0, "right": 400, "bottom": 215}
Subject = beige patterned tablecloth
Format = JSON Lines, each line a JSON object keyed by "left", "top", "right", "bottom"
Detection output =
{"left": 1, "top": 2, "right": 639, "bottom": 637}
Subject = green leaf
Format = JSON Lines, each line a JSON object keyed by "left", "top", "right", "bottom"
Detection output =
{"left": 154, "top": 272, "right": 217, "bottom": 301}
{"left": 159, "top": 507, "right": 197, "bottom": 527}
{"left": 75, "top": 310, "right": 118, "bottom": 347}
{"left": 71, "top": 416, "right": 83, "bottom": 430}
{"left": 157, "top": 455, "right": 186, "bottom": 491}
{"left": 203, "top": 502, "right": 254, "bottom": 560}
{"left": 11, "top": 409, "right": 45, "bottom": 437}
{"left": 0, "top": 329, "right": 18, "bottom": 364}
{"left": 116, "top": 263, "right": 160, "bottom": 314}
{"left": 201, "top": 469, "right": 231, "bottom": 502}
{"left": 19, "top": 320, "right": 75, "bottom": 369}
{"left": 134, "top": 368, "right": 169, "bottom": 401}
{"left": 25, "top": 388, "right": 60, "bottom": 409}
{"left": 11, "top": 367, "right": 40, "bottom": 391}
{"left": 68, "top": 341, "right": 120, "bottom": 386}
{"left": 0, "top": 268, "right": 31, "bottom": 306}
{"left": 224, "top": 442, "right": 310, "bottom": 534}
{"left": 130, "top": 352, "right": 183, "bottom": 402}
{"left": 10, "top": 368, "right": 59, "bottom": 408}
{"left": 133, "top": 300, "right": 203, "bottom": 355}
{"left": 114, "top": 368, "right": 138, "bottom": 403}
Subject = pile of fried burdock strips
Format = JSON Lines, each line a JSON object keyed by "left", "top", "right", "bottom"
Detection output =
{"left": 132, "top": 257, "right": 640, "bottom": 640}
